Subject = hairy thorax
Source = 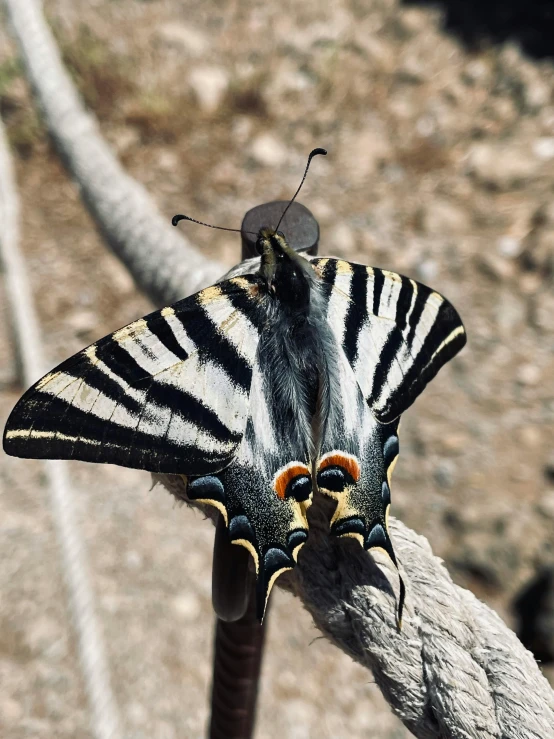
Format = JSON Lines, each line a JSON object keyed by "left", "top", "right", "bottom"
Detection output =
{"left": 257, "top": 262, "right": 338, "bottom": 460}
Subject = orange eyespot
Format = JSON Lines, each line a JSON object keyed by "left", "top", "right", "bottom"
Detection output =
{"left": 317, "top": 452, "right": 360, "bottom": 483}
{"left": 273, "top": 463, "right": 311, "bottom": 500}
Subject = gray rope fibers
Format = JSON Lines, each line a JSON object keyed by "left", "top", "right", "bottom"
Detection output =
{"left": 4, "top": 0, "right": 554, "bottom": 735}
{"left": 0, "top": 118, "right": 123, "bottom": 739}
{"left": 155, "top": 474, "right": 554, "bottom": 739}
{"left": 3, "top": 0, "right": 223, "bottom": 308}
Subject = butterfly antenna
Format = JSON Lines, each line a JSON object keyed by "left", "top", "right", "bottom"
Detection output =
{"left": 274, "top": 147, "right": 327, "bottom": 232}
{"left": 172, "top": 213, "right": 257, "bottom": 237}
{"left": 172, "top": 213, "right": 242, "bottom": 234}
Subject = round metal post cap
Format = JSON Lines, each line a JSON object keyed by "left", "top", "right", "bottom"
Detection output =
{"left": 240, "top": 201, "right": 319, "bottom": 258}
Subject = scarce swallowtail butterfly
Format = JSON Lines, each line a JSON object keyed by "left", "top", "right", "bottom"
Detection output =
{"left": 3, "top": 150, "right": 466, "bottom": 623}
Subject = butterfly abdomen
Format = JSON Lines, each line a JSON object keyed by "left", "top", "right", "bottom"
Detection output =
{"left": 258, "top": 306, "right": 321, "bottom": 457}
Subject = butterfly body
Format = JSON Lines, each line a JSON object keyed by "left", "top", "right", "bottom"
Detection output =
{"left": 4, "top": 227, "right": 466, "bottom": 620}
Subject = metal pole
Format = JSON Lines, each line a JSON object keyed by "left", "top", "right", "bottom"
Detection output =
{"left": 208, "top": 201, "right": 319, "bottom": 739}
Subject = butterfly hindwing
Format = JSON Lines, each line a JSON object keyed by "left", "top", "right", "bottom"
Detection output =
{"left": 3, "top": 276, "right": 266, "bottom": 475}
{"left": 316, "top": 347, "right": 400, "bottom": 563}
{"left": 185, "top": 362, "right": 313, "bottom": 619}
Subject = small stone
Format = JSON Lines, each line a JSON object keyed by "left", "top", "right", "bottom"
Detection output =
{"left": 329, "top": 223, "right": 356, "bottom": 255}
{"left": 127, "top": 701, "right": 148, "bottom": 726}
{"left": 156, "top": 23, "right": 208, "bottom": 57}
{"left": 520, "top": 272, "right": 542, "bottom": 294}
{"left": 397, "top": 57, "right": 427, "bottom": 84}
{"left": 494, "top": 289, "right": 526, "bottom": 334}
{"left": 352, "top": 35, "right": 395, "bottom": 72}
{"left": 523, "top": 76, "right": 551, "bottom": 112}
{"left": 105, "top": 257, "right": 136, "bottom": 295}
{"left": 124, "top": 550, "right": 142, "bottom": 570}
{"left": 269, "top": 60, "right": 313, "bottom": 96}
{"left": 516, "top": 363, "right": 541, "bottom": 386}
{"left": 249, "top": 133, "right": 287, "bottom": 167}
{"left": 537, "top": 490, "right": 554, "bottom": 519}
{"left": 395, "top": 8, "right": 430, "bottom": 36}
{"left": 310, "top": 198, "right": 334, "bottom": 222}
{"left": 111, "top": 126, "right": 140, "bottom": 153}
{"left": 188, "top": 66, "right": 229, "bottom": 113}
{"left": 1, "top": 698, "right": 23, "bottom": 723}
{"left": 530, "top": 291, "right": 554, "bottom": 332}
{"left": 468, "top": 143, "right": 537, "bottom": 191}
{"left": 533, "top": 137, "right": 554, "bottom": 161}
{"left": 441, "top": 433, "right": 469, "bottom": 454}
{"left": 533, "top": 201, "right": 554, "bottom": 227}
{"left": 433, "top": 460, "right": 457, "bottom": 489}
{"left": 340, "top": 128, "right": 392, "bottom": 181}
{"left": 416, "top": 259, "right": 438, "bottom": 282}
{"left": 516, "top": 426, "right": 542, "bottom": 448}
{"left": 497, "top": 236, "right": 522, "bottom": 258}
{"left": 521, "top": 230, "right": 554, "bottom": 275}
{"left": 232, "top": 116, "right": 253, "bottom": 144}
{"left": 463, "top": 59, "right": 490, "bottom": 86}
{"left": 171, "top": 592, "right": 201, "bottom": 621}
{"left": 416, "top": 115, "right": 436, "bottom": 137}
{"left": 67, "top": 310, "right": 98, "bottom": 334}
{"left": 25, "top": 617, "right": 60, "bottom": 656}
{"left": 476, "top": 253, "right": 515, "bottom": 281}
{"left": 416, "top": 199, "right": 469, "bottom": 235}
{"left": 545, "top": 454, "right": 554, "bottom": 484}
{"left": 157, "top": 149, "right": 179, "bottom": 171}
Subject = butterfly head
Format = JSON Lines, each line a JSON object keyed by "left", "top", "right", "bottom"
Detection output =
{"left": 256, "top": 227, "right": 314, "bottom": 309}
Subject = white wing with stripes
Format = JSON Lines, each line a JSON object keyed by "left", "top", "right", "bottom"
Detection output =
{"left": 311, "top": 257, "right": 466, "bottom": 423}
{"left": 4, "top": 276, "right": 267, "bottom": 475}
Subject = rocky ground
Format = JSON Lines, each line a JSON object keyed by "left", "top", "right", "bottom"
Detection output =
{"left": 0, "top": 0, "right": 553, "bottom": 737}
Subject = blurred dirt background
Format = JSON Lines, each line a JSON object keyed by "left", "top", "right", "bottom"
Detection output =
{"left": 1, "top": 0, "right": 553, "bottom": 737}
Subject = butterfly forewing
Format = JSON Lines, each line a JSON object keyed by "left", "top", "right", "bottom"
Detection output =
{"left": 311, "top": 257, "right": 466, "bottom": 423}
{"left": 3, "top": 276, "right": 266, "bottom": 475}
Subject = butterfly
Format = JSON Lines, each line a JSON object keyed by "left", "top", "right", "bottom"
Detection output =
{"left": 3, "top": 151, "right": 466, "bottom": 623}
{"left": 3, "top": 233, "right": 465, "bottom": 623}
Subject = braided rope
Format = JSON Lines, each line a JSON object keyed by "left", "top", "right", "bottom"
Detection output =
{"left": 0, "top": 118, "right": 122, "bottom": 739}
{"left": 156, "top": 476, "right": 554, "bottom": 738}
{"left": 297, "top": 505, "right": 554, "bottom": 738}
{"left": 4, "top": 0, "right": 554, "bottom": 736}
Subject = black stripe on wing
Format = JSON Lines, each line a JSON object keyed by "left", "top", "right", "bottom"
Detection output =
{"left": 343, "top": 264, "right": 368, "bottom": 366}
{"left": 8, "top": 396, "right": 229, "bottom": 472}
{"left": 369, "top": 328, "right": 405, "bottom": 407}
{"left": 372, "top": 268, "right": 385, "bottom": 316}
{"left": 185, "top": 311, "right": 251, "bottom": 393}
{"left": 377, "top": 300, "right": 466, "bottom": 423}
{"left": 406, "top": 286, "right": 428, "bottom": 348}
{"left": 394, "top": 275, "right": 415, "bottom": 333}
{"left": 146, "top": 314, "right": 190, "bottom": 362}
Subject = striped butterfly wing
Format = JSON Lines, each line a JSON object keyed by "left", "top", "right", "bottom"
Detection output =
{"left": 312, "top": 257, "right": 466, "bottom": 623}
{"left": 4, "top": 273, "right": 313, "bottom": 618}
{"left": 189, "top": 359, "right": 314, "bottom": 620}
{"left": 312, "top": 257, "right": 466, "bottom": 424}
{"left": 3, "top": 276, "right": 266, "bottom": 475}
